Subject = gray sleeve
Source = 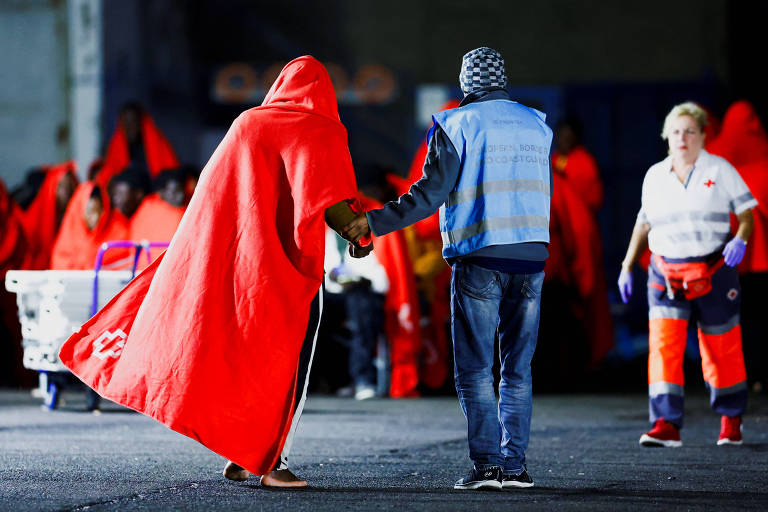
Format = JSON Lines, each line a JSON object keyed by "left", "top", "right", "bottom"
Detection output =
{"left": 366, "top": 125, "right": 461, "bottom": 236}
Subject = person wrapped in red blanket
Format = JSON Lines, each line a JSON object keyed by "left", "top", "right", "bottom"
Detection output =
{"left": 129, "top": 168, "right": 188, "bottom": 270}
{"left": 97, "top": 102, "right": 179, "bottom": 188}
{"left": 545, "top": 117, "right": 613, "bottom": 370}
{"left": 0, "top": 179, "right": 27, "bottom": 281}
{"left": 50, "top": 181, "right": 130, "bottom": 270}
{"left": 707, "top": 100, "right": 768, "bottom": 391}
{"left": 387, "top": 100, "right": 460, "bottom": 391}
{"left": 15, "top": 162, "right": 78, "bottom": 269}
{"left": 544, "top": 172, "right": 614, "bottom": 369}
{"left": 58, "top": 56, "right": 368, "bottom": 487}
{"left": 551, "top": 117, "right": 603, "bottom": 215}
{"left": 357, "top": 177, "right": 422, "bottom": 399}
{"left": 0, "top": 179, "right": 30, "bottom": 386}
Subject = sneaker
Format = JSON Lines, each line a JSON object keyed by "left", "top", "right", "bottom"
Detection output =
{"left": 354, "top": 384, "right": 376, "bottom": 401}
{"left": 717, "top": 415, "right": 743, "bottom": 446}
{"left": 335, "top": 385, "right": 354, "bottom": 398}
{"left": 453, "top": 465, "right": 502, "bottom": 490}
{"left": 639, "top": 419, "right": 682, "bottom": 447}
{"left": 502, "top": 469, "right": 534, "bottom": 489}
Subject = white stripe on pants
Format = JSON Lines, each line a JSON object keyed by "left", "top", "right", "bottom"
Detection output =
{"left": 276, "top": 287, "right": 323, "bottom": 470}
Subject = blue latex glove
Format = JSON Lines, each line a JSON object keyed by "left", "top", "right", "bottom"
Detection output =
{"left": 618, "top": 270, "right": 632, "bottom": 304}
{"left": 723, "top": 238, "right": 747, "bottom": 267}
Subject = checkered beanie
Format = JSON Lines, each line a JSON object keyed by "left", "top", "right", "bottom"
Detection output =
{"left": 459, "top": 47, "right": 506, "bottom": 95}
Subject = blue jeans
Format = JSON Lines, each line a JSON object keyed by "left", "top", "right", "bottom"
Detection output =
{"left": 451, "top": 262, "right": 544, "bottom": 473}
{"left": 345, "top": 286, "right": 384, "bottom": 387}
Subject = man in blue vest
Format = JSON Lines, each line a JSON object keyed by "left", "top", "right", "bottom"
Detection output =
{"left": 341, "top": 47, "right": 552, "bottom": 490}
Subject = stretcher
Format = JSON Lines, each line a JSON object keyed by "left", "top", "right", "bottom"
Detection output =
{"left": 4, "top": 240, "right": 168, "bottom": 409}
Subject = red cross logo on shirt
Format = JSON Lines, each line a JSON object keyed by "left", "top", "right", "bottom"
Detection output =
{"left": 704, "top": 179, "right": 716, "bottom": 188}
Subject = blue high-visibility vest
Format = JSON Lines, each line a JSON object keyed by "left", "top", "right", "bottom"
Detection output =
{"left": 432, "top": 100, "right": 552, "bottom": 259}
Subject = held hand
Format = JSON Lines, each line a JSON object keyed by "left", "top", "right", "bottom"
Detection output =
{"left": 618, "top": 270, "right": 633, "bottom": 304}
{"left": 340, "top": 213, "right": 371, "bottom": 244}
{"left": 349, "top": 240, "right": 373, "bottom": 258}
{"left": 723, "top": 238, "right": 747, "bottom": 267}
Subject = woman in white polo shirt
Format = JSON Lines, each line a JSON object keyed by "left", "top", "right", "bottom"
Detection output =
{"left": 618, "top": 102, "right": 756, "bottom": 448}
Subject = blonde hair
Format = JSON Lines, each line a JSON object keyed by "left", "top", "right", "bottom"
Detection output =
{"left": 661, "top": 102, "right": 708, "bottom": 140}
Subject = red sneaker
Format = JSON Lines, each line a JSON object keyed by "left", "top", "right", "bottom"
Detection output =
{"left": 639, "top": 419, "right": 682, "bottom": 447}
{"left": 717, "top": 415, "right": 743, "bottom": 446}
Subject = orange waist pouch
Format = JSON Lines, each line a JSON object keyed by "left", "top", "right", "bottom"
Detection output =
{"left": 653, "top": 254, "right": 724, "bottom": 300}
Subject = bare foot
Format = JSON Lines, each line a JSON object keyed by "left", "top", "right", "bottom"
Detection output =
{"left": 223, "top": 461, "right": 250, "bottom": 481}
{"left": 260, "top": 468, "right": 308, "bottom": 487}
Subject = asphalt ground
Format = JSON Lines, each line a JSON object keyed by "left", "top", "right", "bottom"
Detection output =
{"left": 0, "top": 389, "right": 766, "bottom": 511}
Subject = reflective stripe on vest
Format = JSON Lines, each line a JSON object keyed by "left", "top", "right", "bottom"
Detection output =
{"left": 433, "top": 100, "right": 552, "bottom": 259}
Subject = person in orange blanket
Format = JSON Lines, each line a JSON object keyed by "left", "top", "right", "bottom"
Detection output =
{"left": 551, "top": 117, "right": 603, "bottom": 215}
{"left": 12, "top": 163, "right": 78, "bottom": 269}
{"left": 707, "top": 100, "right": 768, "bottom": 167}
{"left": 109, "top": 165, "right": 151, "bottom": 219}
{"left": 707, "top": 100, "right": 768, "bottom": 392}
{"left": 98, "top": 102, "right": 179, "bottom": 188}
{"left": 50, "top": 182, "right": 130, "bottom": 270}
{"left": 130, "top": 168, "right": 187, "bottom": 237}
{"left": 357, "top": 174, "right": 422, "bottom": 398}
{"left": 129, "top": 168, "right": 188, "bottom": 269}
{"left": 0, "top": 178, "right": 30, "bottom": 387}
{"left": 541, "top": 117, "right": 612, "bottom": 373}
{"left": 58, "top": 56, "right": 369, "bottom": 488}
{"left": 87, "top": 158, "right": 105, "bottom": 181}
{"left": 387, "top": 101, "right": 460, "bottom": 392}
{"left": 543, "top": 171, "right": 614, "bottom": 371}
{"left": 0, "top": 179, "right": 27, "bottom": 278}
{"left": 388, "top": 177, "right": 452, "bottom": 391}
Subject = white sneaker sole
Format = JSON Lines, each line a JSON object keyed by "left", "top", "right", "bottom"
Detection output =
{"left": 502, "top": 481, "right": 534, "bottom": 489}
{"left": 454, "top": 480, "right": 502, "bottom": 490}
{"left": 639, "top": 434, "right": 682, "bottom": 447}
{"left": 717, "top": 438, "right": 743, "bottom": 446}
{"left": 354, "top": 389, "right": 376, "bottom": 401}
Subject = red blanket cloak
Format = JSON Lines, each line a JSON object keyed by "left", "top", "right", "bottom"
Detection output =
{"left": 418, "top": 265, "right": 450, "bottom": 389}
{"left": 389, "top": 99, "right": 461, "bottom": 240}
{"left": 19, "top": 161, "right": 78, "bottom": 269}
{"left": 731, "top": 162, "right": 768, "bottom": 274}
{"left": 1, "top": 180, "right": 30, "bottom": 387}
{"left": 551, "top": 145, "right": 603, "bottom": 214}
{"left": 545, "top": 174, "right": 613, "bottom": 364}
{"left": 359, "top": 195, "right": 422, "bottom": 398}
{"left": 50, "top": 181, "right": 130, "bottom": 270}
{"left": 707, "top": 101, "right": 768, "bottom": 273}
{"left": 99, "top": 112, "right": 179, "bottom": 188}
{"left": 0, "top": 179, "right": 27, "bottom": 276}
{"left": 707, "top": 101, "right": 768, "bottom": 167}
{"left": 381, "top": 101, "right": 459, "bottom": 390}
{"left": 59, "top": 56, "right": 358, "bottom": 474}
{"left": 129, "top": 194, "right": 185, "bottom": 269}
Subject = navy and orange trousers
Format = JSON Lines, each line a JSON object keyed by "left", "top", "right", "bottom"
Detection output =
{"left": 647, "top": 256, "right": 747, "bottom": 427}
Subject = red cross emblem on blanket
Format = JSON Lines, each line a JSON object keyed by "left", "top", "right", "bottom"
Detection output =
{"left": 704, "top": 179, "right": 716, "bottom": 188}
{"left": 91, "top": 329, "right": 127, "bottom": 360}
